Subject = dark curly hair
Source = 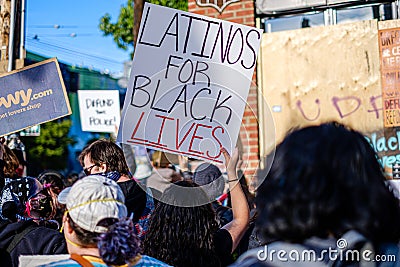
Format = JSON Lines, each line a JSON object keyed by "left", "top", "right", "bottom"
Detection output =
{"left": 98, "top": 217, "right": 142, "bottom": 266}
{"left": 256, "top": 122, "right": 400, "bottom": 244}
{"left": 143, "top": 180, "right": 221, "bottom": 267}
{"left": 67, "top": 214, "right": 142, "bottom": 265}
{"left": 78, "top": 139, "right": 131, "bottom": 177}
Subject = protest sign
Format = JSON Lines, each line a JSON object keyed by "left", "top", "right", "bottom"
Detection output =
{"left": 78, "top": 90, "right": 120, "bottom": 133}
{"left": 0, "top": 58, "right": 71, "bottom": 137}
{"left": 378, "top": 27, "right": 400, "bottom": 127}
{"left": 119, "top": 3, "right": 262, "bottom": 163}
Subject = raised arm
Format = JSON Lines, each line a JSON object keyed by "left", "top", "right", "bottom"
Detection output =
{"left": 221, "top": 147, "right": 250, "bottom": 252}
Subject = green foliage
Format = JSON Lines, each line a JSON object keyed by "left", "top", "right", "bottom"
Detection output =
{"left": 21, "top": 119, "right": 76, "bottom": 173}
{"left": 99, "top": 0, "right": 188, "bottom": 58}
{"left": 99, "top": 0, "right": 134, "bottom": 52}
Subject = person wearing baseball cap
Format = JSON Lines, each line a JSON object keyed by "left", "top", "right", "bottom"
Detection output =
{"left": 42, "top": 175, "right": 170, "bottom": 267}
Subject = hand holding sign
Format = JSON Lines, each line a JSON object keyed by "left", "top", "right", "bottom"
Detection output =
{"left": 221, "top": 147, "right": 239, "bottom": 177}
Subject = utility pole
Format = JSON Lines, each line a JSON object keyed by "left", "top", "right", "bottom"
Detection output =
{"left": 133, "top": 0, "right": 143, "bottom": 48}
{"left": 0, "top": 0, "right": 24, "bottom": 73}
{"left": 0, "top": 0, "right": 11, "bottom": 63}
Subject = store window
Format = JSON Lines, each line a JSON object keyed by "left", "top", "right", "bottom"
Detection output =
{"left": 263, "top": 12, "right": 325, "bottom": 32}
{"left": 336, "top": 5, "right": 376, "bottom": 24}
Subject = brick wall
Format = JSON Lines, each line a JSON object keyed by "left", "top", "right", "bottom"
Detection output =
{"left": 189, "top": 0, "right": 260, "bottom": 190}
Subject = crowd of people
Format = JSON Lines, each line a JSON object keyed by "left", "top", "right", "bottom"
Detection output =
{"left": 0, "top": 121, "right": 399, "bottom": 266}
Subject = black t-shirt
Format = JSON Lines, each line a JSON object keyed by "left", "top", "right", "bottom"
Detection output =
{"left": 117, "top": 179, "right": 148, "bottom": 222}
{"left": 214, "top": 228, "right": 234, "bottom": 266}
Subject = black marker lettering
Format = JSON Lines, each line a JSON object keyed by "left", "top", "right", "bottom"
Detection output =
{"left": 181, "top": 14, "right": 202, "bottom": 54}
{"left": 138, "top": 6, "right": 159, "bottom": 47}
{"left": 192, "top": 18, "right": 218, "bottom": 59}
{"left": 158, "top": 13, "right": 179, "bottom": 51}
{"left": 210, "top": 90, "right": 232, "bottom": 124}
{"left": 241, "top": 29, "right": 261, "bottom": 69}
{"left": 192, "top": 61, "right": 210, "bottom": 87}
{"left": 131, "top": 75, "right": 151, "bottom": 108}
{"left": 168, "top": 84, "right": 188, "bottom": 116}
{"left": 165, "top": 55, "right": 183, "bottom": 79}
{"left": 150, "top": 79, "right": 168, "bottom": 113}
{"left": 210, "top": 24, "right": 234, "bottom": 63}
{"left": 178, "top": 59, "right": 194, "bottom": 84}
{"left": 227, "top": 28, "right": 244, "bottom": 64}
{"left": 190, "top": 88, "right": 211, "bottom": 120}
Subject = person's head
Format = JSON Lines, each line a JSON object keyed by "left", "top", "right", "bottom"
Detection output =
{"left": 78, "top": 139, "right": 131, "bottom": 177}
{"left": 143, "top": 180, "right": 220, "bottom": 267}
{"left": 2, "top": 145, "right": 20, "bottom": 178}
{"left": 192, "top": 163, "right": 225, "bottom": 201}
{"left": 6, "top": 134, "right": 26, "bottom": 177}
{"left": 0, "top": 177, "right": 56, "bottom": 225}
{"left": 65, "top": 172, "right": 79, "bottom": 187}
{"left": 37, "top": 170, "right": 65, "bottom": 195}
{"left": 256, "top": 122, "right": 400, "bottom": 244}
{"left": 60, "top": 175, "right": 141, "bottom": 265}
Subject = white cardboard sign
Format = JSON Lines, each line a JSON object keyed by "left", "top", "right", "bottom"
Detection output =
{"left": 78, "top": 90, "right": 120, "bottom": 133}
{"left": 119, "top": 3, "right": 262, "bottom": 163}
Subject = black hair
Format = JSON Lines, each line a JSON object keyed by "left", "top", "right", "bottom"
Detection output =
{"left": 143, "top": 180, "right": 221, "bottom": 267}
{"left": 256, "top": 122, "right": 400, "bottom": 244}
{"left": 78, "top": 139, "right": 131, "bottom": 177}
{"left": 37, "top": 170, "right": 65, "bottom": 191}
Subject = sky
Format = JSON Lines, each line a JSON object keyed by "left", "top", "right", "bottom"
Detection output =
{"left": 25, "top": 0, "right": 130, "bottom": 77}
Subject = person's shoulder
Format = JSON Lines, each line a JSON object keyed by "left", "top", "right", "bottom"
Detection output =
{"left": 215, "top": 227, "right": 231, "bottom": 239}
{"left": 136, "top": 255, "right": 173, "bottom": 266}
{"left": 118, "top": 179, "right": 147, "bottom": 198}
{"left": 25, "top": 225, "right": 67, "bottom": 253}
{"left": 118, "top": 178, "right": 141, "bottom": 190}
{"left": 29, "top": 225, "right": 63, "bottom": 237}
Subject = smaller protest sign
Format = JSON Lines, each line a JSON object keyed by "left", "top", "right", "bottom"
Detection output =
{"left": 378, "top": 28, "right": 400, "bottom": 127}
{"left": 77, "top": 90, "right": 121, "bottom": 133}
{"left": 0, "top": 58, "right": 71, "bottom": 137}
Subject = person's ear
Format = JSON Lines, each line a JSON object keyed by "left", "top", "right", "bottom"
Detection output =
{"left": 63, "top": 216, "right": 74, "bottom": 235}
{"left": 98, "top": 162, "right": 107, "bottom": 173}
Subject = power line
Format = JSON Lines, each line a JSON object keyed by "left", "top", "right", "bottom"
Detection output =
{"left": 31, "top": 33, "right": 95, "bottom": 38}
{"left": 27, "top": 36, "right": 123, "bottom": 64}
{"left": 26, "top": 36, "right": 126, "bottom": 73}
{"left": 28, "top": 24, "right": 79, "bottom": 29}
{"left": 27, "top": 37, "right": 123, "bottom": 64}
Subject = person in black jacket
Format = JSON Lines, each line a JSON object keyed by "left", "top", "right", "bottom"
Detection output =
{"left": 0, "top": 176, "right": 67, "bottom": 267}
{"left": 78, "top": 139, "right": 154, "bottom": 238}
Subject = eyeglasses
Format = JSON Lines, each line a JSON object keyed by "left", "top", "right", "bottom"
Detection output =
{"left": 83, "top": 164, "right": 97, "bottom": 175}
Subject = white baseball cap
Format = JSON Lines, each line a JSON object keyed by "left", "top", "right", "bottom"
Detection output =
{"left": 59, "top": 175, "right": 127, "bottom": 233}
